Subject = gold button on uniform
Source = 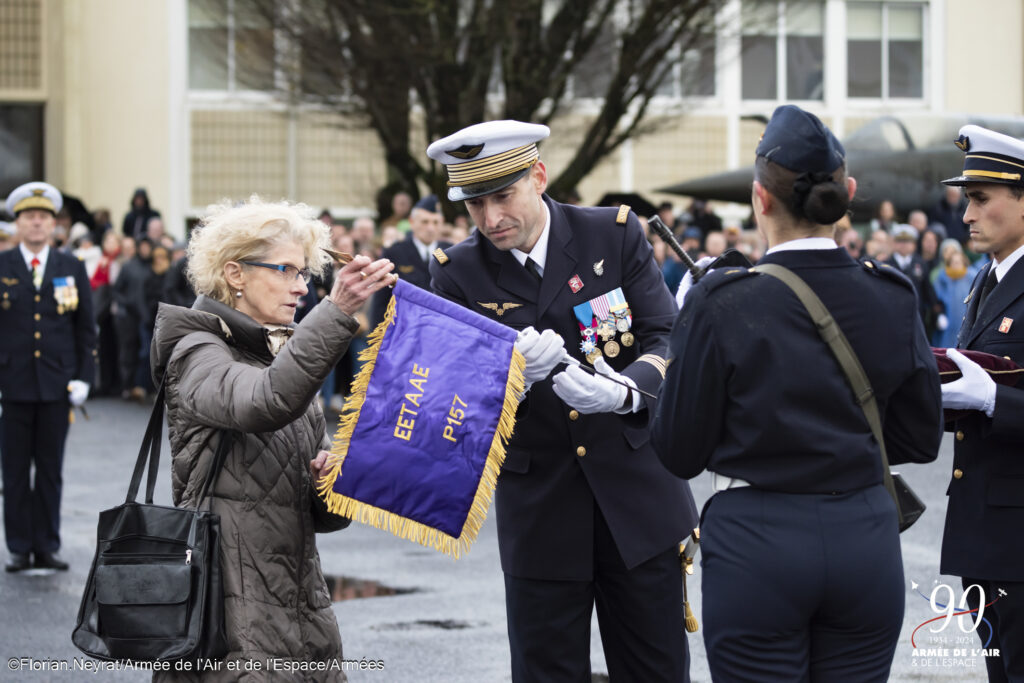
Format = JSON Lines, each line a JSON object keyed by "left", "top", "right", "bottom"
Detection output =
{"left": 569, "top": 410, "right": 579, "bottom": 421}
{"left": 956, "top": 431, "right": 965, "bottom": 441}
{"left": 34, "top": 313, "right": 40, "bottom": 321}
{"left": 34, "top": 294, "right": 40, "bottom": 302}
{"left": 576, "top": 446, "right": 586, "bottom": 457}
{"left": 953, "top": 468, "right": 964, "bottom": 480}
{"left": 33, "top": 350, "right": 40, "bottom": 358}
{"left": 33, "top": 331, "right": 40, "bottom": 339}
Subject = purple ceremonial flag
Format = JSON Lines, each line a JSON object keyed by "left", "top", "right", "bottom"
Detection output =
{"left": 319, "top": 279, "right": 525, "bottom": 557}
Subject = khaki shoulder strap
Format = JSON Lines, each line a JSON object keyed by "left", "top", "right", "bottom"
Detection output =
{"left": 751, "top": 263, "right": 901, "bottom": 517}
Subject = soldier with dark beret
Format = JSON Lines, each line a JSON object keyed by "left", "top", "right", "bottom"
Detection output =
{"left": 1, "top": 182, "right": 96, "bottom": 572}
{"left": 427, "top": 120, "right": 698, "bottom": 682}
{"left": 653, "top": 105, "right": 942, "bottom": 681}
{"left": 939, "top": 124, "right": 1024, "bottom": 683}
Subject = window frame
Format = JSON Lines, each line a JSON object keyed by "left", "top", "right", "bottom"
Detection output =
{"left": 738, "top": 0, "right": 826, "bottom": 105}
{"left": 846, "top": 0, "right": 928, "bottom": 105}
{"left": 187, "top": 0, "right": 280, "bottom": 98}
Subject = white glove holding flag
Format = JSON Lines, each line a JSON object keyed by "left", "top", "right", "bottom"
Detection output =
{"left": 552, "top": 357, "right": 636, "bottom": 414}
{"left": 515, "top": 326, "right": 567, "bottom": 390}
{"left": 68, "top": 380, "right": 90, "bottom": 407}
{"left": 942, "top": 348, "right": 996, "bottom": 417}
{"left": 675, "top": 256, "right": 716, "bottom": 309}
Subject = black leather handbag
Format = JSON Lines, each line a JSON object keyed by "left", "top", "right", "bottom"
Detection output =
{"left": 72, "top": 384, "right": 231, "bottom": 661}
{"left": 753, "top": 264, "right": 927, "bottom": 532}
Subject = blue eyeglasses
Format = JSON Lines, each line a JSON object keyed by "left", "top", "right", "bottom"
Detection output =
{"left": 242, "top": 261, "right": 313, "bottom": 284}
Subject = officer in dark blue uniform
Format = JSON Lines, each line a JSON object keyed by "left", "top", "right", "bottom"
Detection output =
{"left": 1, "top": 182, "right": 96, "bottom": 572}
{"left": 427, "top": 121, "right": 698, "bottom": 682}
{"left": 369, "top": 194, "right": 451, "bottom": 328}
{"left": 652, "top": 106, "right": 942, "bottom": 682}
{"left": 938, "top": 124, "right": 1024, "bottom": 683}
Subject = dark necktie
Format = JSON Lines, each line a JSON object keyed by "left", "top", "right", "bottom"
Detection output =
{"left": 524, "top": 258, "right": 543, "bottom": 284}
{"left": 978, "top": 267, "right": 998, "bottom": 309}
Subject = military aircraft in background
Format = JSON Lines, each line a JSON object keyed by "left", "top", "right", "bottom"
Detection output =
{"left": 659, "top": 114, "right": 1024, "bottom": 222}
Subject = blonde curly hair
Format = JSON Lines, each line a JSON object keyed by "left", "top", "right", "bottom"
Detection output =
{"left": 186, "top": 196, "right": 332, "bottom": 305}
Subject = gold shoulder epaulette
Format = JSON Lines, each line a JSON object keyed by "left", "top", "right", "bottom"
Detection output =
{"left": 433, "top": 247, "right": 450, "bottom": 265}
{"left": 616, "top": 204, "right": 631, "bottom": 225}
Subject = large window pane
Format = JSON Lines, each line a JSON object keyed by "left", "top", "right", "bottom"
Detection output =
{"left": 682, "top": 35, "right": 716, "bottom": 97}
{"left": 888, "top": 5, "right": 922, "bottom": 97}
{"left": 847, "top": 3, "right": 881, "bottom": 98}
{"left": 234, "top": 0, "right": 274, "bottom": 91}
{"left": 742, "top": 35, "right": 777, "bottom": 99}
{"left": 0, "top": 104, "right": 44, "bottom": 199}
{"left": 189, "top": 0, "right": 228, "bottom": 90}
{"left": 786, "top": 1, "right": 823, "bottom": 100}
{"left": 741, "top": 0, "right": 777, "bottom": 100}
{"left": 848, "top": 39, "right": 881, "bottom": 97}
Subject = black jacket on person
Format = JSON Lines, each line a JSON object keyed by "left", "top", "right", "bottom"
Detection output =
{"left": 121, "top": 189, "right": 160, "bottom": 242}
{"left": 370, "top": 233, "right": 451, "bottom": 328}
{"left": 928, "top": 195, "right": 969, "bottom": 244}
{"left": 162, "top": 257, "right": 196, "bottom": 309}
{"left": 885, "top": 253, "right": 941, "bottom": 337}
{"left": 654, "top": 248, "right": 942, "bottom": 489}
{"left": 112, "top": 256, "right": 152, "bottom": 321}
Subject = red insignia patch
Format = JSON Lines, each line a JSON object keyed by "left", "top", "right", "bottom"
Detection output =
{"left": 568, "top": 275, "right": 584, "bottom": 293}
{"left": 999, "top": 317, "right": 1013, "bottom": 334}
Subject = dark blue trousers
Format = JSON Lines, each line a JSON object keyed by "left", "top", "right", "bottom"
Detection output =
{"left": 504, "top": 506, "right": 690, "bottom": 682}
{"left": 1, "top": 400, "right": 70, "bottom": 554}
{"left": 961, "top": 577, "right": 1024, "bottom": 683}
{"left": 701, "top": 485, "right": 904, "bottom": 682}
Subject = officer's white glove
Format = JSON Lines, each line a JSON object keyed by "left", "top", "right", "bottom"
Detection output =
{"left": 552, "top": 357, "right": 636, "bottom": 414}
{"left": 675, "top": 256, "right": 716, "bottom": 309}
{"left": 942, "top": 348, "right": 996, "bottom": 417}
{"left": 936, "top": 314, "right": 949, "bottom": 331}
{"left": 68, "top": 380, "right": 90, "bottom": 407}
{"left": 515, "top": 327, "right": 567, "bottom": 390}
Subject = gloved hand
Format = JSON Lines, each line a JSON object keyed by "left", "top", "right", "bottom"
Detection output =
{"left": 68, "top": 380, "right": 90, "bottom": 407}
{"left": 675, "top": 256, "right": 716, "bottom": 309}
{"left": 936, "top": 314, "right": 949, "bottom": 331}
{"left": 515, "top": 327, "right": 567, "bottom": 388}
{"left": 552, "top": 357, "right": 635, "bottom": 414}
{"left": 942, "top": 348, "right": 996, "bottom": 417}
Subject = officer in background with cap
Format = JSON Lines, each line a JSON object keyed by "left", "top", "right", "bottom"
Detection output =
{"left": 653, "top": 105, "right": 941, "bottom": 681}
{"left": 938, "top": 124, "right": 1024, "bottom": 682}
{"left": 1, "top": 182, "right": 96, "bottom": 572}
{"left": 427, "top": 120, "right": 698, "bottom": 682}
{"left": 369, "top": 194, "right": 451, "bottom": 329}
{"left": 886, "top": 223, "right": 942, "bottom": 337}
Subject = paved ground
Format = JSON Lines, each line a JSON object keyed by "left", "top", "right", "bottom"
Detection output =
{"left": 0, "top": 397, "right": 989, "bottom": 681}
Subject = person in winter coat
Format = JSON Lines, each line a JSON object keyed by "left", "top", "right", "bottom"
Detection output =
{"left": 150, "top": 197, "right": 395, "bottom": 681}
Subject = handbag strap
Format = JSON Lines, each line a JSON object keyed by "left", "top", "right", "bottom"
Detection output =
{"left": 750, "top": 263, "right": 902, "bottom": 518}
{"left": 126, "top": 381, "right": 167, "bottom": 505}
{"left": 125, "top": 379, "right": 233, "bottom": 508}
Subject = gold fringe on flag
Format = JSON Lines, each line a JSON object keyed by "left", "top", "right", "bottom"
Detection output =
{"left": 316, "top": 294, "right": 526, "bottom": 559}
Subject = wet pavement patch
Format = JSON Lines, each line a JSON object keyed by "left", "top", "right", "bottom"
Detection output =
{"left": 373, "top": 619, "right": 478, "bottom": 631}
{"left": 323, "top": 574, "right": 417, "bottom": 602}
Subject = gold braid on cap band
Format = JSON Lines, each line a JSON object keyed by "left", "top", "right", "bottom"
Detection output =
{"left": 13, "top": 196, "right": 56, "bottom": 214}
{"left": 446, "top": 143, "right": 539, "bottom": 187}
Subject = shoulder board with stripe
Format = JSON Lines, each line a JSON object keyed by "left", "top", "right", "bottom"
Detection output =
{"left": 433, "top": 247, "right": 450, "bottom": 265}
{"left": 702, "top": 267, "right": 756, "bottom": 293}
{"left": 862, "top": 258, "right": 913, "bottom": 291}
{"left": 615, "top": 204, "right": 631, "bottom": 225}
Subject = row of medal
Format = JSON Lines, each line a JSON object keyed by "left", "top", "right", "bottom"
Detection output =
{"left": 572, "top": 287, "right": 634, "bottom": 365}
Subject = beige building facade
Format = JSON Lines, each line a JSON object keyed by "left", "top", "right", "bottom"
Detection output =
{"left": 1, "top": 0, "right": 1023, "bottom": 234}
